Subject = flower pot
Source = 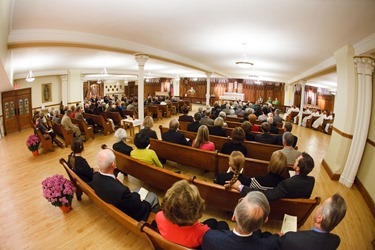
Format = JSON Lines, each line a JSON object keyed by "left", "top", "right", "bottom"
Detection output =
{"left": 32, "top": 150, "right": 38, "bottom": 156}
{"left": 59, "top": 203, "right": 72, "bottom": 213}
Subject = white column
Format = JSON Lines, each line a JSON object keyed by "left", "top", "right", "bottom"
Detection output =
{"left": 60, "top": 75, "right": 68, "bottom": 106}
{"left": 205, "top": 72, "right": 212, "bottom": 106}
{"left": 298, "top": 80, "right": 306, "bottom": 126}
{"left": 340, "top": 56, "right": 374, "bottom": 188}
{"left": 135, "top": 54, "right": 149, "bottom": 121}
{"left": 173, "top": 78, "right": 180, "bottom": 97}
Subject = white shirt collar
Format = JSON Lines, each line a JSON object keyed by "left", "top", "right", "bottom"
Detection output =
{"left": 99, "top": 171, "right": 116, "bottom": 179}
{"left": 233, "top": 228, "right": 253, "bottom": 237}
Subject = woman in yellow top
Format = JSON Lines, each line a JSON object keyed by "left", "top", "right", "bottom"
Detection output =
{"left": 130, "top": 131, "right": 163, "bottom": 168}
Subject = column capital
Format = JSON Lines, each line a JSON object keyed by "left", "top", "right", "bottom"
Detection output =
{"left": 299, "top": 79, "right": 307, "bottom": 86}
{"left": 354, "top": 56, "right": 375, "bottom": 75}
{"left": 60, "top": 75, "right": 68, "bottom": 81}
{"left": 135, "top": 54, "right": 149, "bottom": 66}
{"left": 205, "top": 72, "right": 212, "bottom": 78}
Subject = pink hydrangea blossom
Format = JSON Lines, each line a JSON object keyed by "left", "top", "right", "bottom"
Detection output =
{"left": 42, "top": 174, "right": 76, "bottom": 207}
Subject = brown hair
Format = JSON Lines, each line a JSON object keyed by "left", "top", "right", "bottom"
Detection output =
{"left": 231, "top": 127, "right": 245, "bottom": 144}
{"left": 69, "top": 137, "right": 84, "bottom": 169}
{"left": 161, "top": 180, "right": 205, "bottom": 226}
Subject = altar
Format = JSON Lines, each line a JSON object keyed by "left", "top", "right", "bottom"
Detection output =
{"left": 219, "top": 92, "right": 245, "bottom": 101}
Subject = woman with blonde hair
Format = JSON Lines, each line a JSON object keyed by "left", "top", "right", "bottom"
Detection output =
{"left": 230, "top": 151, "right": 290, "bottom": 191}
{"left": 215, "top": 151, "right": 251, "bottom": 188}
{"left": 155, "top": 180, "right": 228, "bottom": 248}
{"left": 140, "top": 116, "right": 158, "bottom": 139}
{"left": 192, "top": 125, "right": 215, "bottom": 151}
{"left": 208, "top": 117, "right": 226, "bottom": 137}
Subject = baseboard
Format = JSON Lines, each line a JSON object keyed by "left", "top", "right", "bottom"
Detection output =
{"left": 321, "top": 159, "right": 340, "bottom": 181}
{"left": 355, "top": 177, "right": 375, "bottom": 220}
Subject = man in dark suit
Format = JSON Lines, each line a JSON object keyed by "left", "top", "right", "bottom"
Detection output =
{"left": 255, "top": 122, "right": 277, "bottom": 145}
{"left": 162, "top": 119, "right": 190, "bottom": 146}
{"left": 278, "top": 193, "right": 347, "bottom": 250}
{"left": 234, "top": 152, "right": 315, "bottom": 201}
{"left": 92, "top": 149, "right": 159, "bottom": 221}
{"left": 202, "top": 191, "right": 279, "bottom": 250}
{"left": 187, "top": 112, "right": 202, "bottom": 132}
{"left": 178, "top": 105, "right": 194, "bottom": 122}
{"left": 277, "top": 122, "right": 298, "bottom": 147}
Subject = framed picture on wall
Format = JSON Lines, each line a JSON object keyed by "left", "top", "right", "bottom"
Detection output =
{"left": 42, "top": 83, "right": 52, "bottom": 103}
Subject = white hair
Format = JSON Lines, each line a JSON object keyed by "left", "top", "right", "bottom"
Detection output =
{"left": 97, "top": 149, "right": 115, "bottom": 172}
{"left": 114, "top": 128, "right": 127, "bottom": 142}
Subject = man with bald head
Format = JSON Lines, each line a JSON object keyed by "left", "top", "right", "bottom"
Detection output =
{"left": 161, "top": 119, "right": 190, "bottom": 146}
{"left": 92, "top": 149, "right": 159, "bottom": 221}
{"left": 202, "top": 191, "right": 278, "bottom": 249}
{"left": 279, "top": 193, "right": 347, "bottom": 249}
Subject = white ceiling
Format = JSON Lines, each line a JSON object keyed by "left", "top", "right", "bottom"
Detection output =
{"left": 6, "top": 0, "right": 375, "bottom": 92}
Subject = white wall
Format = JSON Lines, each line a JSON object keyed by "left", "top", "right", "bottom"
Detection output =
{"left": 16, "top": 76, "right": 62, "bottom": 109}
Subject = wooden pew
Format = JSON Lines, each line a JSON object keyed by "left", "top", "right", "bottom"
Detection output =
{"left": 59, "top": 159, "right": 152, "bottom": 244}
{"left": 171, "top": 102, "right": 179, "bottom": 114}
{"left": 216, "top": 153, "right": 269, "bottom": 177}
{"left": 83, "top": 113, "right": 113, "bottom": 135}
{"left": 244, "top": 140, "right": 283, "bottom": 161}
{"left": 138, "top": 221, "right": 190, "bottom": 250}
{"left": 123, "top": 110, "right": 136, "bottom": 119}
{"left": 147, "top": 106, "right": 162, "bottom": 120}
{"left": 226, "top": 120, "right": 242, "bottom": 128}
{"left": 110, "top": 150, "right": 320, "bottom": 229}
{"left": 286, "top": 111, "right": 299, "bottom": 122}
{"left": 35, "top": 128, "right": 53, "bottom": 153}
{"left": 225, "top": 116, "right": 243, "bottom": 122}
{"left": 306, "top": 116, "right": 320, "bottom": 128}
{"left": 113, "top": 148, "right": 189, "bottom": 191}
{"left": 191, "top": 176, "right": 320, "bottom": 228}
{"left": 159, "top": 126, "right": 281, "bottom": 160}
{"left": 71, "top": 118, "right": 94, "bottom": 141}
{"left": 157, "top": 104, "right": 171, "bottom": 118}
{"left": 149, "top": 138, "right": 218, "bottom": 173}
{"left": 269, "top": 197, "right": 321, "bottom": 228}
{"left": 52, "top": 121, "right": 74, "bottom": 147}
{"left": 102, "top": 111, "right": 123, "bottom": 128}
{"left": 178, "top": 121, "right": 190, "bottom": 131}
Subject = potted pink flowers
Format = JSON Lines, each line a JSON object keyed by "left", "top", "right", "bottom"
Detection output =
{"left": 42, "top": 174, "right": 76, "bottom": 213}
{"left": 26, "top": 134, "right": 40, "bottom": 156}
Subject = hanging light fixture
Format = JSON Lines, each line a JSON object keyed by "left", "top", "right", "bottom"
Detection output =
{"left": 235, "top": 43, "right": 253, "bottom": 68}
{"left": 26, "top": 70, "right": 35, "bottom": 82}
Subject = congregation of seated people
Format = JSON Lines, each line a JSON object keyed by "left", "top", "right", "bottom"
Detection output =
{"left": 33, "top": 94, "right": 347, "bottom": 249}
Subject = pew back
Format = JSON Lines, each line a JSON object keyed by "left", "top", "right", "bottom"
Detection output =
{"left": 216, "top": 153, "right": 269, "bottom": 177}
{"left": 71, "top": 118, "right": 94, "bottom": 141}
{"left": 59, "top": 158, "right": 149, "bottom": 241}
{"left": 149, "top": 138, "right": 218, "bottom": 173}
{"left": 83, "top": 113, "right": 113, "bottom": 135}
{"left": 52, "top": 121, "right": 73, "bottom": 147}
